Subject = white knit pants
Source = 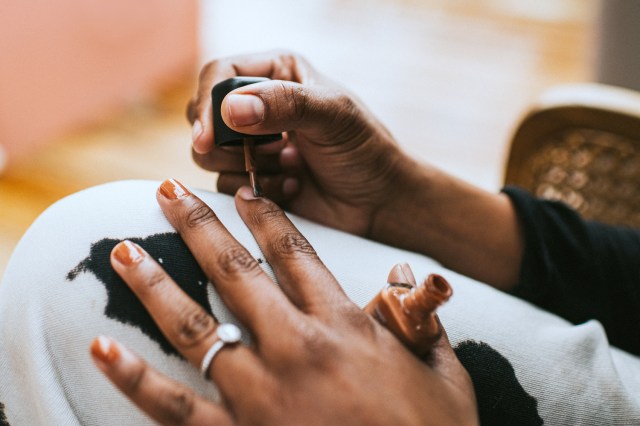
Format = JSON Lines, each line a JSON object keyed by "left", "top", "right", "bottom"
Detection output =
{"left": 1, "top": 181, "right": 639, "bottom": 425}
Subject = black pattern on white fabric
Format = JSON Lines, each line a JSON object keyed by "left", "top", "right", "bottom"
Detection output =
{"left": 66, "top": 234, "right": 542, "bottom": 423}
{"left": 454, "top": 340, "right": 543, "bottom": 425}
{"left": 0, "top": 402, "right": 9, "bottom": 426}
{"left": 67, "top": 233, "right": 217, "bottom": 356}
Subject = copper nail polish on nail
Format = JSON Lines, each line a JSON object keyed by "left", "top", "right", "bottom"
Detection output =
{"left": 91, "top": 336, "right": 121, "bottom": 365}
{"left": 159, "top": 178, "right": 190, "bottom": 200}
{"left": 364, "top": 270, "right": 452, "bottom": 357}
{"left": 113, "top": 241, "right": 144, "bottom": 266}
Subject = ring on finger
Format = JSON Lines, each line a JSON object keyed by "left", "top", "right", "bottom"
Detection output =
{"left": 200, "top": 323, "right": 242, "bottom": 376}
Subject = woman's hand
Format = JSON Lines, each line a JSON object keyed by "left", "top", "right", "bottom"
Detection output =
{"left": 186, "top": 51, "right": 524, "bottom": 290}
{"left": 90, "top": 179, "right": 478, "bottom": 425}
{"left": 187, "top": 50, "right": 416, "bottom": 238}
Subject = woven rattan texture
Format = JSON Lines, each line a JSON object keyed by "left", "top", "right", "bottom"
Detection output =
{"left": 513, "top": 128, "right": 640, "bottom": 228}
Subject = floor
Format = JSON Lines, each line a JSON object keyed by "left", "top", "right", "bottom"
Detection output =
{"left": 0, "top": 0, "right": 597, "bottom": 276}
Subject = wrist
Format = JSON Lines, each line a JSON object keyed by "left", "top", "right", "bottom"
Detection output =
{"left": 368, "top": 156, "right": 437, "bottom": 247}
{"left": 369, "top": 160, "right": 524, "bottom": 289}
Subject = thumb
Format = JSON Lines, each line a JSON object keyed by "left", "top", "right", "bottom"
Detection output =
{"left": 220, "top": 80, "right": 362, "bottom": 140}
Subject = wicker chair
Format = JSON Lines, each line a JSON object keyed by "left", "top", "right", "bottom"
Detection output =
{"left": 504, "top": 83, "right": 640, "bottom": 228}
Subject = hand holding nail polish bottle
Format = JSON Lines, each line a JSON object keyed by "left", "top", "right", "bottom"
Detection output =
{"left": 364, "top": 264, "right": 452, "bottom": 357}
{"left": 212, "top": 77, "right": 282, "bottom": 197}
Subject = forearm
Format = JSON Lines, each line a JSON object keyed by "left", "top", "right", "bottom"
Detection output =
{"left": 371, "top": 159, "right": 523, "bottom": 290}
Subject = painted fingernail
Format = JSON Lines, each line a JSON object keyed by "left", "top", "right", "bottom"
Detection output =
{"left": 90, "top": 336, "right": 121, "bottom": 365}
{"left": 159, "top": 178, "right": 190, "bottom": 200}
{"left": 192, "top": 119, "right": 203, "bottom": 143}
{"left": 237, "top": 186, "right": 256, "bottom": 200}
{"left": 113, "top": 240, "right": 145, "bottom": 266}
{"left": 227, "top": 94, "right": 264, "bottom": 127}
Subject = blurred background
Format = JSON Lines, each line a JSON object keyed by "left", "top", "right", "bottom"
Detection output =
{"left": 0, "top": 0, "right": 629, "bottom": 275}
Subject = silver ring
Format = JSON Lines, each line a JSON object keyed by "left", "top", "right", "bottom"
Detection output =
{"left": 200, "top": 323, "right": 242, "bottom": 376}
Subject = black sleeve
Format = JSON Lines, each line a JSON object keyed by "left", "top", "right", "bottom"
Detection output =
{"left": 502, "top": 186, "right": 640, "bottom": 355}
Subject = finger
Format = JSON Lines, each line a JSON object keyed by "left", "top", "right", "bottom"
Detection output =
{"left": 234, "top": 186, "right": 349, "bottom": 314}
{"left": 217, "top": 172, "right": 300, "bottom": 206}
{"left": 191, "top": 141, "right": 284, "bottom": 174}
{"left": 110, "top": 240, "right": 264, "bottom": 398}
{"left": 426, "top": 318, "right": 475, "bottom": 395}
{"left": 156, "top": 179, "right": 301, "bottom": 338}
{"left": 210, "top": 139, "right": 304, "bottom": 202}
{"left": 190, "top": 50, "right": 313, "bottom": 154}
{"left": 90, "top": 336, "right": 232, "bottom": 426}
{"left": 220, "top": 79, "right": 364, "bottom": 142}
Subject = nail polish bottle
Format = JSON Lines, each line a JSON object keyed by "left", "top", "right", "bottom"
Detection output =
{"left": 364, "top": 271, "right": 452, "bottom": 357}
{"left": 212, "top": 77, "right": 282, "bottom": 196}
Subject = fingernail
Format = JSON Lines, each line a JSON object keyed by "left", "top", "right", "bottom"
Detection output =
{"left": 159, "top": 178, "right": 190, "bottom": 200}
{"left": 387, "top": 263, "right": 416, "bottom": 286}
{"left": 192, "top": 138, "right": 209, "bottom": 155}
{"left": 90, "top": 336, "right": 121, "bottom": 365}
{"left": 227, "top": 94, "right": 264, "bottom": 127}
{"left": 237, "top": 186, "right": 256, "bottom": 200}
{"left": 113, "top": 240, "right": 145, "bottom": 266}
{"left": 192, "top": 120, "right": 203, "bottom": 143}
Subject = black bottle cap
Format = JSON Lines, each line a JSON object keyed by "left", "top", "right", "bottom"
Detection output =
{"left": 211, "top": 77, "right": 283, "bottom": 147}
